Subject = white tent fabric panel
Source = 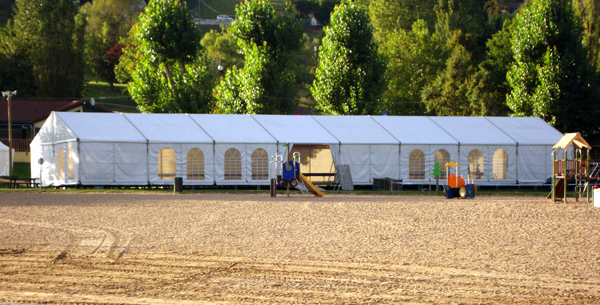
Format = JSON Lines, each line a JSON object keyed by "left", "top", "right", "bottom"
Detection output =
{"left": 517, "top": 145, "right": 553, "bottom": 182}
{"left": 214, "top": 144, "right": 276, "bottom": 185}
{"left": 189, "top": 114, "right": 276, "bottom": 144}
{"left": 312, "top": 116, "right": 398, "bottom": 144}
{"left": 148, "top": 144, "right": 214, "bottom": 185}
{"left": 339, "top": 144, "right": 370, "bottom": 184}
{"left": 29, "top": 139, "right": 41, "bottom": 180}
{"left": 79, "top": 142, "right": 115, "bottom": 184}
{"left": 0, "top": 141, "right": 9, "bottom": 176}
{"left": 124, "top": 113, "right": 213, "bottom": 144}
{"left": 40, "top": 145, "right": 54, "bottom": 187}
{"left": 485, "top": 117, "right": 563, "bottom": 145}
{"left": 372, "top": 116, "right": 458, "bottom": 145}
{"left": 253, "top": 115, "right": 339, "bottom": 144}
{"left": 458, "top": 145, "right": 516, "bottom": 182}
{"left": 371, "top": 144, "right": 401, "bottom": 181}
{"left": 56, "top": 112, "right": 146, "bottom": 143}
{"left": 400, "top": 144, "right": 459, "bottom": 183}
{"left": 334, "top": 144, "right": 400, "bottom": 184}
{"left": 114, "top": 143, "right": 147, "bottom": 184}
{"left": 430, "top": 117, "right": 517, "bottom": 145}
{"left": 53, "top": 112, "right": 78, "bottom": 144}
{"left": 53, "top": 141, "right": 79, "bottom": 186}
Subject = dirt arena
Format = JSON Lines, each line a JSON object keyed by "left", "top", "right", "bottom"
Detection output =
{"left": 1, "top": 191, "right": 600, "bottom": 304}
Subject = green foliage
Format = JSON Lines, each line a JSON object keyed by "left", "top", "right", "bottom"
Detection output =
{"left": 369, "top": 0, "right": 438, "bottom": 36}
{"left": 572, "top": 0, "right": 600, "bottom": 70}
{"left": 0, "top": 23, "right": 36, "bottom": 96}
{"left": 507, "top": 0, "right": 599, "bottom": 135}
{"left": 128, "top": 0, "right": 215, "bottom": 113}
{"left": 216, "top": 0, "right": 303, "bottom": 114}
{"left": 423, "top": 39, "right": 481, "bottom": 116}
{"left": 432, "top": 161, "right": 441, "bottom": 177}
{"left": 115, "top": 24, "right": 141, "bottom": 84}
{"left": 8, "top": 0, "right": 86, "bottom": 98}
{"left": 80, "top": 0, "right": 144, "bottom": 86}
{"left": 292, "top": 0, "right": 339, "bottom": 25}
{"left": 201, "top": 27, "right": 244, "bottom": 73}
{"left": 380, "top": 20, "right": 448, "bottom": 115}
{"left": 311, "top": 0, "right": 385, "bottom": 115}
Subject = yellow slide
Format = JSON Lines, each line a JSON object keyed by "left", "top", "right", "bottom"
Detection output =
{"left": 299, "top": 173, "right": 324, "bottom": 197}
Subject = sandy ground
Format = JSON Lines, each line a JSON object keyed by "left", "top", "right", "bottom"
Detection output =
{"left": 0, "top": 191, "right": 600, "bottom": 304}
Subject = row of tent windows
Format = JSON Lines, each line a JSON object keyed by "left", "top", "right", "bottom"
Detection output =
{"left": 54, "top": 147, "right": 509, "bottom": 181}
{"left": 158, "top": 148, "right": 269, "bottom": 180}
{"left": 408, "top": 149, "right": 508, "bottom": 180}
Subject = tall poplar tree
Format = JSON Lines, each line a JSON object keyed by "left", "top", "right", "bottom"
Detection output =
{"left": 311, "top": 0, "right": 385, "bottom": 115}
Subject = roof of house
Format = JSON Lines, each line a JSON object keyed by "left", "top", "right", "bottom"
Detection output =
{"left": 0, "top": 99, "right": 111, "bottom": 125}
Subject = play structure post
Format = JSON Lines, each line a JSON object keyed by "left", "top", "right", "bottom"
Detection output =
{"left": 551, "top": 150, "right": 556, "bottom": 202}
{"left": 588, "top": 149, "right": 591, "bottom": 202}
{"left": 564, "top": 149, "right": 568, "bottom": 203}
{"left": 576, "top": 151, "right": 579, "bottom": 202}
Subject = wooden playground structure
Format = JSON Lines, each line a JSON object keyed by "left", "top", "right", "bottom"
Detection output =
{"left": 548, "top": 133, "right": 597, "bottom": 202}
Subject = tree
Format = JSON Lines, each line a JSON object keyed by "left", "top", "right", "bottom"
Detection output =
{"left": 201, "top": 27, "right": 244, "bottom": 74}
{"left": 311, "top": 0, "right": 385, "bottom": 115}
{"left": 507, "top": 0, "right": 599, "bottom": 135}
{"left": 422, "top": 39, "right": 481, "bottom": 116}
{"left": 572, "top": 0, "right": 600, "bottom": 70}
{"left": 379, "top": 19, "right": 448, "bottom": 115}
{"left": 9, "top": 0, "right": 86, "bottom": 98}
{"left": 80, "top": 0, "right": 144, "bottom": 86}
{"left": 216, "top": 0, "right": 303, "bottom": 114}
{"left": 0, "top": 23, "right": 36, "bottom": 96}
{"left": 369, "top": 0, "right": 438, "bottom": 36}
{"left": 128, "top": 0, "right": 215, "bottom": 113}
{"left": 292, "top": 0, "right": 339, "bottom": 25}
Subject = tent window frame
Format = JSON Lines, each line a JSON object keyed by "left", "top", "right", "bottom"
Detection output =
{"left": 158, "top": 147, "right": 176, "bottom": 180}
{"left": 409, "top": 149, "right": 425, "bottom": 180}
{"left": 492, "top": 149, "right": 508, "bottom": 180}
{"left": 468, "top": 149, "right": 485, "bottom": 179}
{"left": 251, "top": 148, "right": 269, "bottom": 180}
{"left": 187, "top": 148, "right": 205, "bottom": 180}
{"left": 224, "top": 148, "right": 242, "bottom": 180}
{"left": 434, "top": 149, "right": 450, "bottom": 180}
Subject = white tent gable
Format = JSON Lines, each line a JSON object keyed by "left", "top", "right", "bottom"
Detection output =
{"left": 429, "top": 117, "right": 516, "bottom": 145}
{"left": 372, "top": 116, "right": 458, "bottom": 145}
{"left": 0, "top": 141, "right": 9, "bottom": 176}
{"left": 485, "top": 117, "right": 563, "bottom": 145}
{"left": 124, "top": 113, "right": 213, "bottom": 143}
{"left": 189, "top": 114, "right": 276, "bottom": 144}
{"left": 312, "top": 116, "right": 399, "bottom": 144}
{"left": 56, "top": 112, "right": 146, "bottom": 143}
{"left": 253, "top": 115, "right": 339, "bottom": 144}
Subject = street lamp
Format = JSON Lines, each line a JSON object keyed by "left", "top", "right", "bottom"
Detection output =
{"left": 2, "top": 90, "right": 16, "bottom": 178}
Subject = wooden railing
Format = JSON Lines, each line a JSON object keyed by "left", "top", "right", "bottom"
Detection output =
{"left": 554, "top": 159, "right": 589, "bottom": 177}
{"left": 0, "top": 139, "right": 31, "bottom": 152}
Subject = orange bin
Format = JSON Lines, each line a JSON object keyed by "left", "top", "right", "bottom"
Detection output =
{"left": 447, "top": 173, "right": 465, "bottom": 188}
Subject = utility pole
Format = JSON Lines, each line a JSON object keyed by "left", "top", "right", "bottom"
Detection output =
{"left": 2, "top": 90, "right": 17, "bottom": 178}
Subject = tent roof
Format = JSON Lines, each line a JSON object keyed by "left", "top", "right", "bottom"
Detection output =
{"left": 189, "top": 114, "right": 276, "bottom": 144}
{"left": 56, "top": 112, "right": 146, "bottom": 143}
{"left": 0, "top": 141, "right": 7, "bottom": 150}
{"left": 253, "top": 115, "right": 339, "bottom": 144}
{"left": 312, "top": 116, "right": 399, "bottom": 144}
{"left": 485, "top": 117, "right": 563, "bottom": 145}
{"left": 372, "top": 116, "right": 458, "bottom": 145}
{"left": 429, "top": 117, "right": 516, "bottom": 145}
{"left": 124, "top": 113, "right": 213, "bottom": 143}
{"left": 553, "top": 132, "right": 591, "bottom": 150}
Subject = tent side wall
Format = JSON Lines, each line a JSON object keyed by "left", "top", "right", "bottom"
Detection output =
{"left": 331, "top": 144, "right": 400, "bottom": 184}
{"left": 148, "top": 143, "right": 214, "bottom": 186}
{"left": 214, "top": 143, "right": 277, "bottom": 185}
{"left": 400, "top": 144, "right": 458, "bottom": 183}
{"left": 517, "top": 145, "right": 554, "bottom": 183}
{"left": 458, "top": 144, "right": 516, "bottom": 183}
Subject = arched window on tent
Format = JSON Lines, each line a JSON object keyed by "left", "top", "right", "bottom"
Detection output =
{"left": 493, "top": 149, "right": 508, "bottom": 180}
{"left": 56, "top": 147, "right": 65, "bottom": 182}
{"left": 468, "top": 149, "right": 484, "bottom": 179}
{"left": 159, "top": 148, "right": 176, "bottom": 180}
{"left": 187, "top": 148, "right": 204, "bottom": 180}
{"left": 67, "top": 147, "right": 76, "bottom": 180}
{"left": 224, "top": 148, "right": 242, "bottom": 180}
{"left": 251, "top": 148, "right": 269, "bottom": 180}
{"left": 409, "top": 149, "right": 425, "bottom": 179}
{"left": 434, "top": 149, "right": 450, "bottom": 180}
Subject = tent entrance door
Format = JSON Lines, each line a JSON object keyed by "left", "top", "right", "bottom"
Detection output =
{"left": 290, "top": 144, "right": 336, "bottom": 186}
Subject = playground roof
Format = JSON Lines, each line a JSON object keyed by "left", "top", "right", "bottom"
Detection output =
{"left": 553, "top": 132, "right": 591, "bottom": 150}
{"left": 123, "top": 113, "right": 213, "bottom": 144}
{"left": 312, "top": 116, "right": 399, "bottom": 144}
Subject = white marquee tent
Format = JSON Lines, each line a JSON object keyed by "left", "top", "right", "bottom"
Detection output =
{"left": 30, "top": 112, "right": 563, "bottom": 187}
{"left": 0, "top": 141, "right": 11, "bottom": 177}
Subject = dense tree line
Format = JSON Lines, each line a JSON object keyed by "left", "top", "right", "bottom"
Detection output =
{"left": 0, "top": 0, "right": 598, "bottom": 136}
